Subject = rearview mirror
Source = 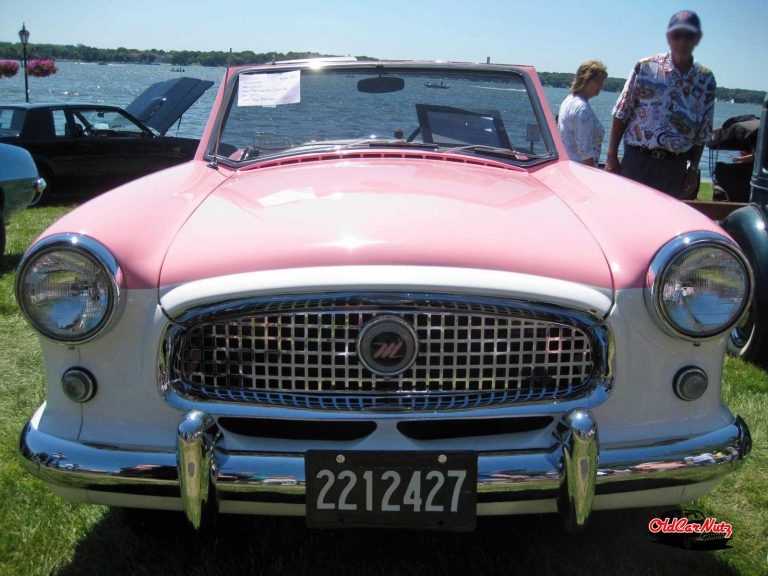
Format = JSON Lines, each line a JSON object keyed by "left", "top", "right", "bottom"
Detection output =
{"left": 357, "top": 76, "right": 405, "bottom": 94}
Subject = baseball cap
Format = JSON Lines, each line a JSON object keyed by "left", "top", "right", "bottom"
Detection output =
{"left": 668, "top": 10, "right": 701, "bottom": 34}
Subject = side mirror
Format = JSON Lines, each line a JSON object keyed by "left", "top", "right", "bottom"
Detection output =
{"left": 357, "top": 76, "right": 405, "bottom": 94}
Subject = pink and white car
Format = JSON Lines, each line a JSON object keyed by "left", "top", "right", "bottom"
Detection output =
{"left": 17, "top": 60, "right": 753, "bottom": 532}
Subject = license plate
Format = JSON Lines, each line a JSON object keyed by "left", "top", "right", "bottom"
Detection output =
{"left": 305, "top": 451, "right": 477, "bottom": 530}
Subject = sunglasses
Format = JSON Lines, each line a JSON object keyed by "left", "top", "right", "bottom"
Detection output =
{"left": 671, "top": 31, "right": 697, "bottom": 41}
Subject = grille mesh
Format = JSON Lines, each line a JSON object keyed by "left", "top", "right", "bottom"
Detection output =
{"left": 173, "top": 300, "right": 595, "bottom": 408}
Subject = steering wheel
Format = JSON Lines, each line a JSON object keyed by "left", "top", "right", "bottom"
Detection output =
{"left": 406, "top": 127, "right": 421, "bottom": 142}
{"left": 240, "top": 146, "right": 259, "bottom": 161}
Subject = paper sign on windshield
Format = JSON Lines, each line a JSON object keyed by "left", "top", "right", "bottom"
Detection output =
{"left": 238, "top": 71, "right": 301, "bottom": 107}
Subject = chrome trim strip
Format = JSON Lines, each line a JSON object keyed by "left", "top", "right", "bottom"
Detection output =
{"left": 19, "top": 414, "right": 750, "bottom": 505}
{"left": 14, "top": 232, "right": 125, "bottom": 344}
{"left": 645, "top": 231, "right": 754, "bottom": 341}
{"left": 158, "top": 292, "right": 613, "bottom": 414}
{"left": 162, "top": 382, "right": 612, "bottom": 419}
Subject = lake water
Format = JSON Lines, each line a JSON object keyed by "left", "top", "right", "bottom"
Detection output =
{"left": 0, "top": 61, "right": 761, "bottom": 181}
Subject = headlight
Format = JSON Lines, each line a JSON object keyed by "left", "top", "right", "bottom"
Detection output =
{"left": 15, "top": 234, "right": 122, "bottom": 342}
{"left": 646, "top": 232, "right": 752, "bottom": 339}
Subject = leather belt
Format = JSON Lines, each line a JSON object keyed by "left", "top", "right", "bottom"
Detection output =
{"left": 627, "top": 145, "right": 686, "bottom": 160}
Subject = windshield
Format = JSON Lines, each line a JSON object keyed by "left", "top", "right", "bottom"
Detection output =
{"left": 73, "top": 108, "right": 148, "bottom": 136}
{"left": 213, "top": 65, "right": 555, "bottom": 166}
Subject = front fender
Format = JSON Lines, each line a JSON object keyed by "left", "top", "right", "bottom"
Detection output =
{"left": 722, "top": 204, "right": 768, "bottom": 317}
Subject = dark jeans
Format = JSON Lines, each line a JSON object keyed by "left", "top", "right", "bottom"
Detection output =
{"left": 621, "top": 145, "right": 689, "bottom": 198}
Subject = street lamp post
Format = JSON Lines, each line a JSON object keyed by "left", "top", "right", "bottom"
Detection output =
{"left": 19, "top": 23, "right": 30, "bottom": 103}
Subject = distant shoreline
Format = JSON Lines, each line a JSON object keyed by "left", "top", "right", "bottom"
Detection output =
{"left": 1, "top": 42, "right": 765, "bottom": 104}
{"left": 537, "top": 72, "right": 764, "bottom": 105}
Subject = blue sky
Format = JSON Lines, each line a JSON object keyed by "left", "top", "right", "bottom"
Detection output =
{"left": 2, "top": 0, "right": 766, "bottom": 91}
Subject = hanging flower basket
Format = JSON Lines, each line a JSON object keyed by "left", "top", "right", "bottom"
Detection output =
{"left": 27, "top": 59, "right": 58, "bottom": 78}
{"left": 0, "top": 60, "right": 20, "bottom": 78}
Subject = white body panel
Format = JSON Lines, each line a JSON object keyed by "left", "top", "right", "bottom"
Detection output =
{"left": 34, "top": 271, "right": 732, "bottom": 455}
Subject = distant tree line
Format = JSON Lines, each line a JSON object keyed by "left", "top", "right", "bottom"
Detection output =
{"left": 539, "top": 71, "right": 765, "bottom": 105}
{"left": 538, "top": 72, "right": 627, "bottom": 93}
{"left": 0, "top": 42, "right": 376, "bottom": 67}
{"left": 0, "top": 42, "right": 764, "bottom": 104}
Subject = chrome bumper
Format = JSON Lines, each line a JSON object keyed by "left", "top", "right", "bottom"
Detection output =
{"left": 19, "top": 409, "right": 751, "bottom": 530}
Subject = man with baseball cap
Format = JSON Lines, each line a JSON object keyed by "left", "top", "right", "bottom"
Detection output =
{"left": 605, "top": 10, "right": 716, "bottom": 199}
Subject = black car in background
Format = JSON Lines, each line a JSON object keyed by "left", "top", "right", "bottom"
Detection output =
{"left": 0, "top": 77, "right": 212, "bottom": 204}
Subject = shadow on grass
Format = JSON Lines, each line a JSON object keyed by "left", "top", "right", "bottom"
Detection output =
{"left": 34, "top": 190, "right": 92, "bottom": 208}
{"left": 0, "top": 252, "right": 22, "bottom": 275}
{"left": 1, "top": 192, "right": 81, "bottom": 276}
{"left": 54, "top": 507, "right": 737, "bottom": 576}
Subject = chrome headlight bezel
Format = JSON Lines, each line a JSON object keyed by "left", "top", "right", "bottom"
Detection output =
{"left": 645, "top": 231, "right": 753, "bottom": 341}
{"left": 15, "top": 233, "right": 123, "bottom": 343}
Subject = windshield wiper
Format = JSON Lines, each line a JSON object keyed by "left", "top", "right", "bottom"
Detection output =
{"left": 442, "top": 145, "right": 550, "bottom": 161}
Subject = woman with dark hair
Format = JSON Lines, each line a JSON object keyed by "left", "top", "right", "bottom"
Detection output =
{"left": 557, "top": 60, "right": 607, "bottom": 166}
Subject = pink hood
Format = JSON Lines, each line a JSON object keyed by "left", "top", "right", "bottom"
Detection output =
{"left": 158, "top": 157, "right": 613, "bottom": 288}
{"left": 41, "top": 155, "right": 724, "bottom": 293}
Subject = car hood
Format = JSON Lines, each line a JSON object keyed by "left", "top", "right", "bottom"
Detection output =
{"left": 158, "top": 158, "right": 614, "bottom": 292}
{"left": 124, "top": 77, "right": 213, "bottom": 135}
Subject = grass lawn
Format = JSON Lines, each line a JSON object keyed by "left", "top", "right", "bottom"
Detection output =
{"left": 1, "top": 195, "right": 766, "bottom": 576}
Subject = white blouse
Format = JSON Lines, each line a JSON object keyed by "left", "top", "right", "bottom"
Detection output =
{"left": 557, "top": 93, "right": 604, "bottom": 163}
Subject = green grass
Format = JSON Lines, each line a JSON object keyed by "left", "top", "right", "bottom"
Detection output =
{"left": 1, "top": 202, "right": 767, "bottom": 576}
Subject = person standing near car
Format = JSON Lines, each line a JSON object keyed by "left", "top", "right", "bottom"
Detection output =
{"left": 557, "top": 60, "right": 608, "bottom": 166}
{"left": 604, "top": 10, "right": 716, "bottom": 199}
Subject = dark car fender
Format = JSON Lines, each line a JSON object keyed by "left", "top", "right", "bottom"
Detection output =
{"left": 722, "top": 203, "right": 768, "bottom": 360}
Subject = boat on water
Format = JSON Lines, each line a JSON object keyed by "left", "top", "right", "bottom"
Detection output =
{"left": 170, "top": 67, "right": 186, "bottom": 72}
{"left": 425, "top": 81, "right": 449, "bottom": 89}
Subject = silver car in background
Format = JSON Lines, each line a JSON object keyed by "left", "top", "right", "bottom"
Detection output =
{"left": 0, "top": 142, "right": 46, "bottom": 262}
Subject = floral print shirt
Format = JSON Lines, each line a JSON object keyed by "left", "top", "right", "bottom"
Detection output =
{"left": 612, "top": 52, "right": 716, "bottom": 153}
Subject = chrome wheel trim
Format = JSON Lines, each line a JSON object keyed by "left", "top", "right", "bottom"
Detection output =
{"left": 728, "top": 303, "right": 756, "bottom": 356}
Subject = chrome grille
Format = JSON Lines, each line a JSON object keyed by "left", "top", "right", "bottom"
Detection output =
{"left": 170, "top": 295, "right": 598, "bottom": 409}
